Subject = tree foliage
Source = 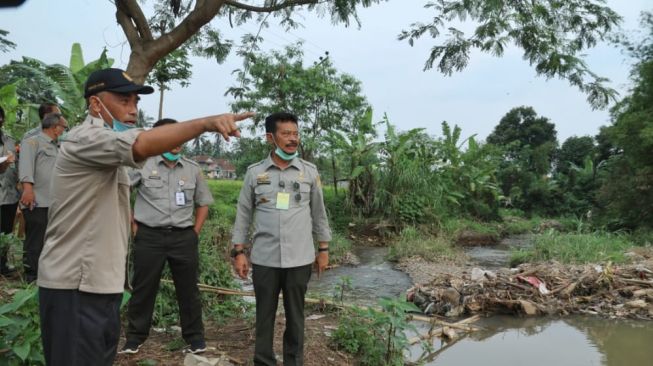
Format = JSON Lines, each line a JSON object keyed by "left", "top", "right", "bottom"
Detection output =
{"left": 113, "top": 0, "right": 384, "bottom": 82}
{"left": 0, "top": 43, "right": 113, "bottom": 136}
{"left": 594, "top": 13, "right": 653, "bottom": 228}
{"left": 0, "top": 29, "right": 16, "bottom": 53}
{"left": 487, "top": 106, "right": 560, "bottom": 215}
{"left": 399, "top": 0, "right": 622, "bottom": 109}
{"left": 227, "top": 42, "right": 369, "bottom": 162}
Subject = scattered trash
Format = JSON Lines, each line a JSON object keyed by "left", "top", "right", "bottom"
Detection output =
{"left": 183, "top": 353, "right": 233, "bottom": 366}
{"left": 306, "top": 314, "right": 326, "bottom": 321}
{"left": 517, "top": 275, "right": 550, "bottom": 294}
{"left": 471, "top": 267, "right": 497, "bottom": 282}
{"left": 407, "top": 261, "right": 653, "bottom": 320}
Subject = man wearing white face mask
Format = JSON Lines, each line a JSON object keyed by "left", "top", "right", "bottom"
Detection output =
{"left": 37, "top": 68, "right": 254, "bottom": 366}
{"left": 231, "top": 112, "right": 331, "bottom": 366}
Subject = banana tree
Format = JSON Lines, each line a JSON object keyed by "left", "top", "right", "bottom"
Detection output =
{"left": 0, "top": 43, "right": 114, "bottom": 136}
{"left": 325, "top": 107, "right": 379, "bottom": 214}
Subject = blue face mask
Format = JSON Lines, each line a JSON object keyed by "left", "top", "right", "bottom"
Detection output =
{"left": 162, "top": 152, "right": 181, "bottom": 161}
{"left": 97, "top": 99, "right": 136, "bottom": 132}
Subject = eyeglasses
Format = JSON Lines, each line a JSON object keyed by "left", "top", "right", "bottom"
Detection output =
{"left": 279, "top": 180, "right": 302, "bottom": 202}
{"left": 57, "top": 124, "right": 69, "bottom": 132}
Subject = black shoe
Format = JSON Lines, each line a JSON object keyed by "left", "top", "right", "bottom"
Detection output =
{"left": 118, "top": 340, "right": 142, "bottom": 354}
{"left": 187, "top": 340, "right": 206, "bottom": 354}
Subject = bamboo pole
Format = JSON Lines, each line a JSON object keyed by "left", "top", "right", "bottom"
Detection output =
{"left": 165, "top": 280, "right": 479, "bottom": 326}
{"left": 407, "top": 315, "right": 481, "bottom": 345}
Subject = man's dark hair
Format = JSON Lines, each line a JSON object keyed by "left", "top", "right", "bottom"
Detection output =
{"left": 42, "top": 113, "right": 63, "bottom": 129}
{"left": 38, "top": 102, "right": 59, "bottom": 120}
{"left": 153, "top": 118, "right": 177, "bottom": 128}
{"left": 265, "top": 112, "right": 298, "bottom": 133}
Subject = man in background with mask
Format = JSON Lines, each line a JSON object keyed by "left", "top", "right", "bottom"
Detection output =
{"left": 18, "top": 112, "right": 67, "bottom": 283}
{"left": 121, "top": 118, "right": 213, "bottom": 355}
{"left": 37, "top": 68, "right": 253, "bottom": 366}
{"left": 231, "top": 112, "right": 331, "bottom": 366}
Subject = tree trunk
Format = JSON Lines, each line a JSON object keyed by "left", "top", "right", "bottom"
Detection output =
{"left": 158, "top": 83, "right": 164, "bottom": 120}
{"left": 331, "top": 150, "right": 338, "bottom": 196}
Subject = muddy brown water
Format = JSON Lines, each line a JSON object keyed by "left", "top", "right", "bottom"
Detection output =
{"left": 305, "top": 241, "right": 653, "bottom": 366}
{"left": 409, "top": 316, "right": 653, "bottom": 366}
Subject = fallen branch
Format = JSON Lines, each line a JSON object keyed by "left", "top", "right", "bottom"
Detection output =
{"left": 620, "top": 278, "right": 653, "bottom": 287}
{"left": 407, "top": 314, "right": 481, "bottom": 345}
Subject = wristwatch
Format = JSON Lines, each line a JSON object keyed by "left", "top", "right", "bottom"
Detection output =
{"left": 230, "top": 247, "right": 247, "bottom": 258}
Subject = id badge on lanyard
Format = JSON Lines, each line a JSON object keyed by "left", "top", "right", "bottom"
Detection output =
{"left": 176, "top": 179, "right": 186, "bottom": 206}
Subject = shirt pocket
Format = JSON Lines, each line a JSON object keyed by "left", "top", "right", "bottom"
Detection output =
{"left": 143, "top": 178, "right": 167, "bottom": 199}
{"left": 182, "top": 183, "right": 196, "bottom": 206}
{"left": 254, "top": 184, "right": 275, "bottom": 207}
{"left": 295, "top": 182, "right": 311, "bottom": 207}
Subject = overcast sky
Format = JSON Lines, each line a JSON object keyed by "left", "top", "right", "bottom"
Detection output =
{"left": 0, "top": 0, "right": 650, "bottom": 145}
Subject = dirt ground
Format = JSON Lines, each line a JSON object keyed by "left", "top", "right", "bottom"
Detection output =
{"left": 114, "top": 310, "right": 353, "bottom": 366}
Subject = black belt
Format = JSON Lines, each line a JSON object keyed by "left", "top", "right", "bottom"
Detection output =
{"left": 136, "top": 222, "right": 193, "bottom": 232}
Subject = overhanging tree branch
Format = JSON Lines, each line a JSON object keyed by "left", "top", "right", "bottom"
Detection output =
{"left": 224, "top": 0, "right": 319, "bottom": 13}
{"left": 116, "top": 0, "right": 154, "bottom": 43}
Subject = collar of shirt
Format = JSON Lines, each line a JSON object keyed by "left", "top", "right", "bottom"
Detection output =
{"left": 84, "top": 114, "right": 105, "bottom": 128}
{"left": 261, "top": 152, "right": 302, "bottom": 171}
{"left": 37, "top": 131, "right": 57, "bottom": 145}
{"left": 155, "top": 154, "right": 184, "bottom": 168}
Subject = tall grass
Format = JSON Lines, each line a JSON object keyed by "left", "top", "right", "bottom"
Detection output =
{"left": 510, "top": 231, "right": 635, "bottom": 266}
{"left": 387, "top": 226, "right": 461, "bottom": 262}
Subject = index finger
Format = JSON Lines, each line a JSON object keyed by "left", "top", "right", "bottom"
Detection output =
{"left": 234, "top": 112, "right": 255, "bottom": 122}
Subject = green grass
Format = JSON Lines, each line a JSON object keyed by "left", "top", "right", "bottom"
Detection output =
{"left": 207, "top": 179, "right": 242, "bottom": 224}
{"left": 501, "top": 216, "right": 543, "bottom": 235}
{"left": 387, "top": 226, "right": 461, "bottom": 262}
{"left": 440, "top": 218, "right": 501, "bottom": 238}
{"left": 510, "top": 231, "right": 636, "bottom": 266}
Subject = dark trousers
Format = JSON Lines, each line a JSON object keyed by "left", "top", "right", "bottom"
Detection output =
{"left": 126, "top": 226, "right": 203, "bottom": 344}
{"left": 39, "top": 287, "right": 122, "bottom": 366}
{"left": 22, "top": 207, "right": 48, "bottom": 282}
{"left": 252, "top": 263, "right": 313, "bottom": 366}
{"left": 0, "top": 202, "right": 17, "bottom": 272}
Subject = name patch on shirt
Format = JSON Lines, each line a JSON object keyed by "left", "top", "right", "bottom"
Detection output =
{"left": 256, "top": 173, "right": 271, "bottom": 185}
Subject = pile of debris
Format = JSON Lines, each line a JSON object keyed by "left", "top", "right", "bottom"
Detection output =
{"left": 406, "top": 260, "right": 653, "bottom": 320}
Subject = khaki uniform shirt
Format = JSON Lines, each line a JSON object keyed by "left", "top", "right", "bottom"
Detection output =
{"left": 232, "top": 154, "right": 331, "bottom": 268}
{"left": 132, "top": 155, "right": 214, "bottom": 228}
{"left": 18, "top": 132, "right": 58, "bottom": 208}
{"left": 37, "top": 115, "right": 144, "bottom": 294}
{"left": 0, "top": 133, "right": 19, "bottom": 205}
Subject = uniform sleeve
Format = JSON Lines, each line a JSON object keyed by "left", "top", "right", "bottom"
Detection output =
{"left": 18, "top": 138, "right": 37, "bottom": 184}
{"left": 194, "top": 168, "right": 214, "bottom": 207}
{"left": 310, "top": 170, "right": 332, "bottom": 242}
{"left": 62, "top": 127, "right": 145, "bottom": 169}
{"left": 128, "top": 167, "right": 143, "bottom": 187}
{"left": 231, "top": 168, "right": 255, "bottom": 245}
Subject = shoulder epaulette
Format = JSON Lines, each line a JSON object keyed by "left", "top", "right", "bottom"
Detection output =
{"left": 299, "top": 158, "right": 317, "bottom": 170}
{"left": 182, "top": 157, "right": 199, "bottom": 167}
{"left": 247, "top": 160, "right": 265, "bottom": 170}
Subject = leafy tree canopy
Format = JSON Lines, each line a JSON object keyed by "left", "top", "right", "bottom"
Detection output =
{"left": 399, "top": 0, "right": 622, "bottom": 109}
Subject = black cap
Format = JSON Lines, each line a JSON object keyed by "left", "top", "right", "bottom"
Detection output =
{"left": 84, "top": 68, "right": 154, "bottom": 98}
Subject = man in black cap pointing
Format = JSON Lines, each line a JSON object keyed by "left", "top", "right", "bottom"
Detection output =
{"left": 37, "top": 68, "right": 253, "bottom": 366}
